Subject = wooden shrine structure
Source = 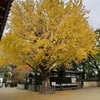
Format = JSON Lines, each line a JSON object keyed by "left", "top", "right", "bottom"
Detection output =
{"left": 0, "top": 0, "right": 13, "bottom": 39}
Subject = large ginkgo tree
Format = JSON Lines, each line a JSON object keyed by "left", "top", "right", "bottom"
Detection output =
{"left": 0, "top": 0, "right": 98, "bottom": 94}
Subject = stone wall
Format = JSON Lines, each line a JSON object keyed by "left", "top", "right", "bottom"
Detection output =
{"left": 83, "top": 81, "right": 100, "bottom": 88}
{"left": 17, "top": 84, "right": 24, "bottom": 89}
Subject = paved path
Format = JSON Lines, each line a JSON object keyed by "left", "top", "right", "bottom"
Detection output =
{"left": 0, "top": 87, "right": 100, "bottom": 100}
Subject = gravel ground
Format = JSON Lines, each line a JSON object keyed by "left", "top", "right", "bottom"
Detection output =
{"left": 0, "top": 87, "right": 100, "bottom": 100}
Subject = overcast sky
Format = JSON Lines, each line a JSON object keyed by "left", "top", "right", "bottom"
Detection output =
{"left": 83, "top": 0, "right": 100, "bottom": 30}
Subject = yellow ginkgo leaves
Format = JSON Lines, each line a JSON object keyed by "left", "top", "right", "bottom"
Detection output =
{"left": 0, "top": 0, "right": 98, "bottom": 74}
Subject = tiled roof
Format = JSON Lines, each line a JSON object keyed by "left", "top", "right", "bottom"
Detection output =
{"left": 0, "top": 0, "right": 13, "bottom": 39}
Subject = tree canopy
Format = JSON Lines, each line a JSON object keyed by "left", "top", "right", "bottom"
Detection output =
{"left": 0, "top": 0, "right": 98, "bottom": 93}
{"left": 11, "top": 66, "right": 32, "bottom": 83}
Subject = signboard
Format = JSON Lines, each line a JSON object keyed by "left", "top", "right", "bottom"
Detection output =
{"left": 52, "top": 82, "right": 56, "bottom": 86}
{"left": 0, "top": 78, "right": 3, "bottom": 87}
{"left": 71, "top": 77, "right": 76, "bottom": 83}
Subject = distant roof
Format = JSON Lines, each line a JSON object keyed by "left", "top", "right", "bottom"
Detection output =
{"left": 65, "top": 70, "right": 83, "bottom": 74}
{"left": 52, "top": 69, "right": 83, "bottom": 74}
{"left": 0, "top": 0, "right": 13, "bottom": 39}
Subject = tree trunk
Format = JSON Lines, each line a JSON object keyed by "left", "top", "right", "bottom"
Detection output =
{"left": 40, "top": 77, "right": 53, "bottom": 94}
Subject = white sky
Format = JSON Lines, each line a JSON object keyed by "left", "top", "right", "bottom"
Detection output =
{"left": 83, "top": 0, "right": 100, "bottom": 30}
{"left": 65, "top": 0, "right": 100, "bottom": 30}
